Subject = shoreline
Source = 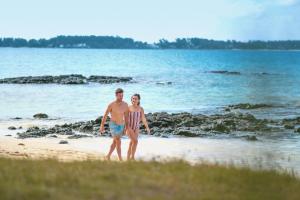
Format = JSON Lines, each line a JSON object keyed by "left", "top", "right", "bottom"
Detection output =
{"left": 1, "top": 123, "right": 300, "bottom": 176}
{"left": 1, "top": 104, "right": 300, "bottom": 175}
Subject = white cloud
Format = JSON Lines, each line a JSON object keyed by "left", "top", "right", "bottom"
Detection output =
{"left": 228, "top": 0, "right": 300, "bottom": 40}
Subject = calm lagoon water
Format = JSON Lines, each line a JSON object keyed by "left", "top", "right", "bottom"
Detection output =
{"left": 0, "top": 48, "right": 300, "bottom": 120}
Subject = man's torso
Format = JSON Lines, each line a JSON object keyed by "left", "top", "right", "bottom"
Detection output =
{"left": 110, "top": 101, "right": 128, "bottom": 124}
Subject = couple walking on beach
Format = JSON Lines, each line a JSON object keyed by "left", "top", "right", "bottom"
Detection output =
{"left": 99, "top": 88, "right": 150, "bottom": 161}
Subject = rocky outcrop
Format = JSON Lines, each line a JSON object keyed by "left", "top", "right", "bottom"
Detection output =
{"left": 17, "top": 111, "right": 300, "bottom": 139}
{"left": 33, "top": 113, "right": 49, "bottom": 119}
{"left": 226, "top": 103, "right": 273, "bottom": 110}
{"left": 87, "top": 75, "right": 132, "bottom": 84}
{"left": 0, "top": 74, "right": 133, "bottom": 84}
{"left": 8, "top": 126, "right": 17, "bottom": 130}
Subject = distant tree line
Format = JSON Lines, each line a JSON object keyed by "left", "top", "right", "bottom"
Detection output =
{"left": 155, "top": 38, "right": 300, "bottom": 50}
{"left": 1, "top": 35, "right": 300, "bottom": 50}
{"left": 0, "top": 36, "right": 150, "bottom": 49}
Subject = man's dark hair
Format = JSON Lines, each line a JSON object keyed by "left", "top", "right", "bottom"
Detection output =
{"left": 115, "top": 88, "right": 124, "bottom": 94}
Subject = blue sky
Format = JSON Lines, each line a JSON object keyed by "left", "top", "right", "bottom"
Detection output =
{"left": 0, "top": 0, "right": 299, "bottom": 42}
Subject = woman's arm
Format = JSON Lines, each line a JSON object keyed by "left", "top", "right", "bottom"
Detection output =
{"left": 124, "top": 103, "right": 132, "bottom": 135}
{"left": 141, "top": 107, "right": 150, "bottom": 134}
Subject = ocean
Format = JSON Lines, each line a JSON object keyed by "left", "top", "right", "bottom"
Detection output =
{"left": 1, "top": 48, "right": 300, "bottom": 120}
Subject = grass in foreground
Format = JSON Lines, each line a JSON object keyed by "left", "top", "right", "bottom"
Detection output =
{"left": 0, "top": 158, "right": 299, "bottom": 200}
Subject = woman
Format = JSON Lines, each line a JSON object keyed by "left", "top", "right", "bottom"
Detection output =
{"left": 126, "top": 93, "right": 150, "bottom": 160}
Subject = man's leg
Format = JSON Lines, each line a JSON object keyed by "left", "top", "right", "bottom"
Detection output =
{"left": 106, "top": 139, "right": 116, "bottom": 160}
{"left": 115, "top": 136, "right": 122, "bottom": 161}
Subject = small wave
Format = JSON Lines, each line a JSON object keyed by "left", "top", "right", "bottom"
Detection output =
{"left": 156, "top": 81, "right": 172, "bottom": 85}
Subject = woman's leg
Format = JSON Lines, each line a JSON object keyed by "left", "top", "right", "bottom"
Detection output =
{"left": 127, "top": 141, "right": 132, "bottom": 160}
{"left": 126, "top": 129, "right": 134, "bottom": 160}
{"left": 130, "top": 129, "right": 139, "bottom": 160}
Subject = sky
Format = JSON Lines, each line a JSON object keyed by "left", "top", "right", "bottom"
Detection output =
{"left": 0, "top": 0, "right": 299, "bottom": 42}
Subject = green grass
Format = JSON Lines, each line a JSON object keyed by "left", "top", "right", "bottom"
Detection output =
{"left": 0, "top": 158, "right": 299, "bottom": 200}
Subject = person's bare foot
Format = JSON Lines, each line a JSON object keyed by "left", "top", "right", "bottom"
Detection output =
{"left": 105, "top": 155, "right": 111, "bottom": 161}
{"left": 127, "top": 157, "right": 135, "bottom": 161}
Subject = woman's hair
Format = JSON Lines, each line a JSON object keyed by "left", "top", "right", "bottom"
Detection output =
{"left": 132, "top": 93, "right": 141, "bottom": 106}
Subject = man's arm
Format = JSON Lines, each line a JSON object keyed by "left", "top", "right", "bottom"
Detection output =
{"left": 100, "top": 103, "right": 112, "bottom": 134}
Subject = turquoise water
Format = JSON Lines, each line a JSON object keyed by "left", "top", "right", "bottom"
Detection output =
{"left": 0, "top": 48, "right": 300, "bottom": 120}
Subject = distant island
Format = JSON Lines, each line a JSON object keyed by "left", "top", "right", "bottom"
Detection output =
{"left": 1, "top": 35, "right": 300, "bottom": 50}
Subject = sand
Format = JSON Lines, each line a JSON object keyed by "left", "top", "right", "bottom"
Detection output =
{"left": 1, "top": 118, "right": 300, "bottom": 176}
{"left": 0, "top": 137, "right": 105, "bottom": 161}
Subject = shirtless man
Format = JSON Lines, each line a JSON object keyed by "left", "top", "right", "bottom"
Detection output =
{"left": 100, "top": 88, "right": 128, "bottom": 161}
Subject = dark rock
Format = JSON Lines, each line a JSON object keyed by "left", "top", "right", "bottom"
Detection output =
{"left": 67, "top": 134, "right": 90, "bottom": 139}
{"left": 281, "top": 117, "right": 300, "bottom": 127}
{"left": 295, "top": 128, "right": 300, "bottom": 133}
{"left": 95, "top": 116, "right": 103, "bottom": 124}
{"left": 33, "top": 113, "right": 48, "bottom": 119}
{"left": 48, "top": 135, "right": 58, "bottom": 138}
{"left": 27, "top": 126, "right": 40, "bottom": 131}
{"left": 206, "top": 70, "right": 241, "bottom": 75}
{"left": 18, "top": 130, "right": 47, "bottom": 138}
{"left": 11, "top": 117, "right": 22, "bottom": 120}
{"left": 284, "top": 124, "right": 295, "bottom": 129}
{"left": 16, "top": 109, "right": 295, "bottom": 138}
{"left": 18, "top": 143, "right": 25, "bottom": 146}
{"left": 175, "top": 129, "right": 198, "bottom": 137}
{"left": 242, "top": 113, "right": 257, "bottom": 121}
{"left": 161, "top": 134, "right": 169, "bottom": 138}
{"left": 87, "top": 75, "right": 132, "bottom": 84}
{"left": 5, "top": 134, "right": 12, "bottom": 137}
{"left": 59, "top": 140, "right": 68, "bottom": 144}
{"left": 79, "top": 124, "right": 93, "bottom": 132}
{"left": 8, "top": 126, "right": 17, "bottom": 130}
{"left": 0, "top": 75, "right": 133, "bottom": 85}
{"left": 212, "top": 124, "right": 230, "bottom": 133}
{"left": 245, "top": 135, "right": 258, "bottom": 141}
{"left": 228, "top": 103, "right": 272, "bottom": 110}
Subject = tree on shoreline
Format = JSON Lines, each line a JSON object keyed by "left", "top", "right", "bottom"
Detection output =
{"left": 1, "top": 36, "right": 300, "bottom": 50}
